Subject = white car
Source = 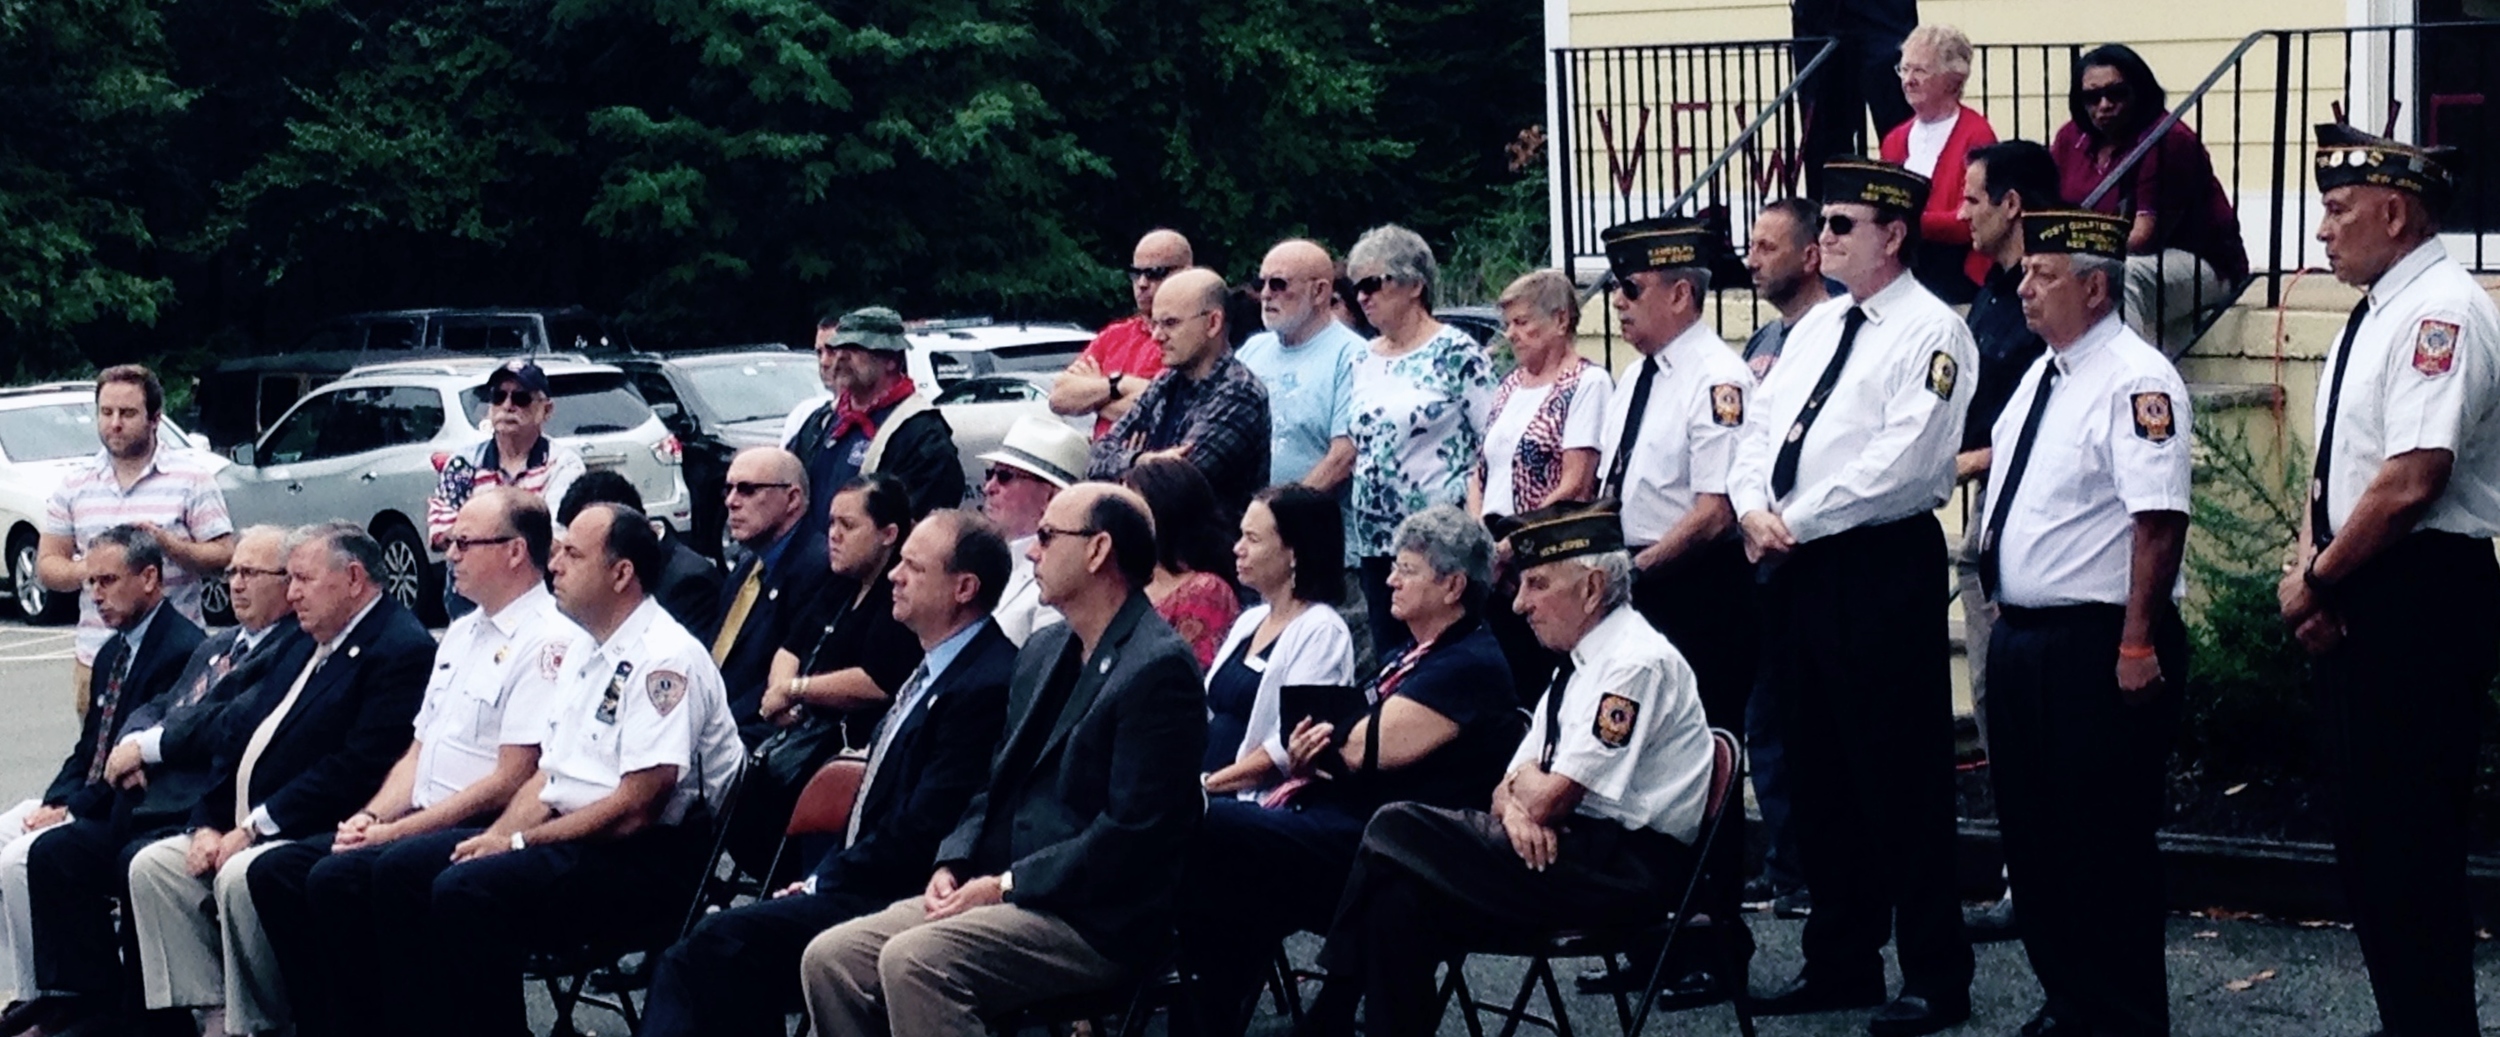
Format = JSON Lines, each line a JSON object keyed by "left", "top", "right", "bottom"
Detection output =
{"left": 217, "top": 356, "right": 692, "bottom": 621}
{"left": 0, "top": 384, "right": 224, "bottom": 623}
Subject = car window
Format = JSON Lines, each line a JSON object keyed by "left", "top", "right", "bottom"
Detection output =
{"left": 458, "top": 371, "right": 652, "bottom": 437}
{"left": 437, "top": 320, "right": 532, "bottom": 354}
{"left": 257, "top": 375, "right": 305, "bottom": 431}
{"left": 368, "top": 386, "right": 445, "bottom": 447}
{"left": 934, "top": 377, "right": 1044, "bottom": 405}
{"left": 545, "top": 315, "right": 613, "bottom": 353}
{"left": 680, "top": 357, "right": 824, "bottom": 424}
{"left": 0, "top": 402, "right": 102, "bottom": 463}
{"left": 260, "top": 392, "right": 344, "bottom": 464}
{"left": 366, "top": 318, "right": 422, "bottom": 351}
{"left": 971, "top": 342, "right": 1088, "bottom": 374}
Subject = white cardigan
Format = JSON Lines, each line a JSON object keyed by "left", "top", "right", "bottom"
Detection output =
{"left": 1206, "top": 602, "right": 1356, "bottom": 795}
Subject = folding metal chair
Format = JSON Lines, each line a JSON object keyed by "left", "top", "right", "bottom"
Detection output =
{"left": 759, "top": 754, "right": 869, "bottom": 888}
{"left": 1448, "top": 727, "right": 1756, "bottom": 1037}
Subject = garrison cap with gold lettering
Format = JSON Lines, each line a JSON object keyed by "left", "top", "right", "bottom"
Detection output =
{"left": 2020, "top": 210, "right": 2130, "bottom": 261}
{"left": 1601, "top": 215, "right": 1724, "bottom": 279}
{"left": 2314, "top": 122, "right": 2465, "bottom": 210}
{"left": 1486, "top": 498, "right": 1626, "bottom": 567}
{"left": 1821, "top": 156, "right": 1930, "bottom": 217}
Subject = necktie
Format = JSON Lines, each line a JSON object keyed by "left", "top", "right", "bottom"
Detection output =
{"left": 2309, "top": 297, "right": 2374, "bottom": 550}
{"left": 1976, "top": 361, "right": 2062, "bottom": 599}
{"left": 84, "top": 640, "right": 134, "bottom": 783}
{"left": 234, "top": 642, "right": 333, "bottom": 826}
{"left": 1771, "top": 306, "right": 1869, "bottom": 499}
{"left": 711, "top": 565, "right": 764, "bottom": 664}
{"left": 1537, "top": 658, "right": 1578, "bottom": 772}
{"left": 848, "top": 661, "right": 933, "bottom": 847}
{"left": 1601, "top": 357, "right": 1661, "bottom": 499}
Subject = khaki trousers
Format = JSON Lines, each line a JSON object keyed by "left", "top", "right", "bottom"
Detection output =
{"left": 126, "top": 834, "right": 293, "bottom": 1033}
{"left": 801, "top": 896, "right": 1126, "bottom": 1037}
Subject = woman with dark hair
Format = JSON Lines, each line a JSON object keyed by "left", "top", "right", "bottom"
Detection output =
{"left": 1201, "top": 485, "right": 1356, "bottom": 798}
{"left": 1177, "top": 504, "right": 1523, "bottom": 1036}
{"left": 1121, "top": 457, "right": 1242, "bottom": 667}
{"left": 2050, "top": 42, "right": 2248, "bottom": 355}
{"left": 728, "top": 473, "right": 924, "bottom": 882}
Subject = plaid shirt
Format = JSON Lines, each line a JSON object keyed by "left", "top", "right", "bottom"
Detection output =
{"left": 1088, "top": 351, "right": 1271, "bottom": 514}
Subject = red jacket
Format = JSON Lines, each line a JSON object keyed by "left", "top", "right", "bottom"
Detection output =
{"left": 1882, "top": 104, "right": 1997, "bottom": 287}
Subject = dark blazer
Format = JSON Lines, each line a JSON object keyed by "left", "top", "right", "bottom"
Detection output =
{"left": 711, "top": 528, "right": 831, "bottom": 742}
{"left": 119, "top": 619, "right": 306, "bottom": 837}
{"left": 810, "top": 619, "right": 1015, "bottom": 907}
{"left": 191, "top": 594, "right": 433, "bottom": 837}
{"left": 654, "top": 529, "right": 723, "bottom": 637}
{"left": 935, "top": 594, "right": 1207, "bottom": 967}
{"left": 45, "top": 603, "right": 206, "bottom": 818}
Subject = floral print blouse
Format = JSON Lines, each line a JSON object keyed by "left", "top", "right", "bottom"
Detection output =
{"left": 1345, "top": 325, "right": 1500, "bottom": 558}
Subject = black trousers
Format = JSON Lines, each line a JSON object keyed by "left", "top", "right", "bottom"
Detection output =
{"left": 640, "top": 884, "right": 891, "bottom": 1037}
{"left": 1987, "top": 603, "right": 2185, "bottom": 1036}
{"left": 1178, "top": 799, "right": 1371, "bottom": 1036}
{"left": 21, "top": 817, "right": 173, "bottom": 1002}
{"left": 249, "top": 830, "right": 478, "bottom": 1037}
{"left": 2316, "top": 532, "right": 2500, "bottom": 1037}
{"left": 1305, "top": 804, "right": 1691, "bottom": 1037}
{"left": 1631, "top": 538, "right": 1757, "bottom": 950}
{"left": 1758, "top": 513, "right": 1972, "bottom": 1000}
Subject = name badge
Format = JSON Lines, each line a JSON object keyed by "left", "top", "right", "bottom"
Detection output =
{"left": 1243, "top": 655, "right": 1270, "bottom": 674}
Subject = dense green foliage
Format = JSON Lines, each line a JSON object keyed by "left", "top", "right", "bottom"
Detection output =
{"left": 1, "top": 0, "right": 1547, "bottom": 376}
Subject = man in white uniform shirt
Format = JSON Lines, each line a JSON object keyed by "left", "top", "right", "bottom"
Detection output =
{"left": 1975, "top": 211, "right": 2192, "bottom": 1037}
{"left": 1296, "top": 502, "right": 1713, "bottom": 1037}
{"left": 1731, "top": 157, "right": 1976, "bottom": 1036}
{"left": 243, "top": 489, "right": 588, "bottom": 1037}
{"left": 2277, "top": 124, "right": 2500, "bottom": 1037}
{"left": 976, "top": 415, "right": 1086, "bottom": 644}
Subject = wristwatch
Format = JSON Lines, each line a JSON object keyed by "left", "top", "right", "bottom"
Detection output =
{"left": 510, "top": 831, "right": 528, "bottom": 852}
{"left": 1107, "top": 372, "right": 1126, "bottom": 399}
{"left": 998, "top": 870, "right": 1016, "bottom": 896}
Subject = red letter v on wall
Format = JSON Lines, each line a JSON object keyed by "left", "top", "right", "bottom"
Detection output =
{"left": 1597, "top": 107, "right": 1653, "bottom": 197}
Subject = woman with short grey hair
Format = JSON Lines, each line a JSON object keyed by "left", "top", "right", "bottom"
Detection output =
{"left": 1471, "top": 270, "right": 1610, "bottom": 519}
{"left": 1340, "top": 227, "right": 1499, "bottom": 648}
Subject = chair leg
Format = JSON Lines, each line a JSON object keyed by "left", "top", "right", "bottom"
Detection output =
{"left": 1493, "top": 957, "right": 1544, "bottom": 1037}
{"left": 544, "top": 974, "right": 582, "bottom": 1037}
{"left": 1271, "top": 947, "right": 1304, "bottom": 1022}
{"left": 1439, "top": 961, "right": 1486, "bottom": 1037}
{"left": 1732, "top": 995, "right": 1759, "bottom": 1037}
{"left": 1532, "top": 958, "right": 1574, "bottom": 1037}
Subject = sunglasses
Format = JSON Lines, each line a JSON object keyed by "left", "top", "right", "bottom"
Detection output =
{"left": 1819, "top": 212, "right": 1877, "bottom": 236}
{"left": 480, "top": 388, "right": 538, "bottom": 407}
{"left": 2077, "top": 83, "right": 2133, "bottom": 107}
{"left": 1034, "top": 523, "right": 1098, "bottom": 547}
{"left": 1352, "top": 275, "right": 1397, "bottom": 297}
{"left": 1616, "top": 276, "right": 1647, "bottom": 301}
{"left": 1252, "top": 275, "right": 1307, "bottom": 294}
{"left": 446, "top": 534, "right": 519, "bottom": 552}
{"left": 985, "top": 466, "right": 1038, "bottom": 486}
{"left": 1128, "top": 265, "right": 1176, "bottom": 282}
{"left": 726, "top": 480, "right": 797, "bottom": 498}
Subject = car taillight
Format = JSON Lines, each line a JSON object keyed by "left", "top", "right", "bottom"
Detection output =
{"left": 652, "top": 435, "right": 682, "bottom": 466}
{"left": 430, "top": 452, "right": 451, "bottom": 472}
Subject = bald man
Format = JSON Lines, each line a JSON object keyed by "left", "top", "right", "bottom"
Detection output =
{"left": 1083, "top": 268, "right": 1272, "bottom": 519}
{"left": 705, "top": 447, "right": 830, "bottom": 743}
{"left": 1052, "top": 230, "right": 1194, "bottom": 439}
{"left": 1238, "top": 240, "right": 1365, "bottom": 489}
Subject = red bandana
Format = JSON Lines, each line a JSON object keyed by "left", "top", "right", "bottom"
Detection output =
{"left": 828, "top": 377, "right": 919, "bottom": 442}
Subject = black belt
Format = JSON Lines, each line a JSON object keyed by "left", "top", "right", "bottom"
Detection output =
{"left": 1994, "top": 602, "right": 2125, "bottom": 628}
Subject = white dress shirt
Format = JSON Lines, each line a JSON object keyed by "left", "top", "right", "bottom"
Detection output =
{"left": 992, "top": 536, "right": 1061, "bottom": 646}
{"left": 537, "top": 598, "right": 742, "bottom": 825}
{"left": 2312, "top": 238, "right": 2500, "bottom": 540}
{"left": 409, "top": 584, "right": 587, "bottom": 809}
{"left": 1599, "top": 321, "right": 1755, "bottom": 545}
{"left": 1507, "top": 606, "right": 1713, "bottom": 843}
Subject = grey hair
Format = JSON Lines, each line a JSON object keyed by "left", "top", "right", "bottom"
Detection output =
{"left": 88, "top": 524, "right": 165, "bottom": 578}
{"left": 286, "top": 521, "right": 385, "bottom": 581}
{"left": 2070, "top": 253, "right": 2125, "bottom": 313}
{"left": 1585, "top": 550, "right": 1637, "bottom": 610}
{"left": 1903, "top": 24, "right": 1975, "bottom": 79}
{"left": 1498, "top": 269, "right": 1579, "bottom": 323}
{"left": 1657, "top": 265, "right": 1713, "bottom": 297}
{"left": 234, "top": 525, "right": 289, "bottom": 554}
{"left": 1347, "top": 224, "right": 1440, "bottom": 307}
{"left": 1392, "top": 505, "right": 1495, "bottom": 591}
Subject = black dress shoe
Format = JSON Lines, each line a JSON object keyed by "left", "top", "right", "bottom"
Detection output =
{"left": 1963, "top": 894, "right": 2017, "bottom": 942}
{"left": 2018, "top": 1007, "right": 2086, "bottom": 1037}
{"left": 1865, "top": 993, "right": 1971, "bottom": 1037}
{"left": 1744, "top": 975, "right": 1886, "bottom": 1016}
{"left": 0, "top": 998, "right": 85, "bottom": 1037}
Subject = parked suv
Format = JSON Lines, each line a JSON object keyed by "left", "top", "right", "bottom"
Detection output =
{"left": 215, "top": 356, "right": 690, "bottom": 621}
{"left": 611, "top": 346, "right": 822, "bottom": 559}
{"left": 0, "top": 384, "right": 221, "bottom": 623}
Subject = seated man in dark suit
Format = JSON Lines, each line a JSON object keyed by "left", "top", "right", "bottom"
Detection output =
{"left": 710, "top": 446, "right": 831, "bottom": 744}
{"left": 557, "top": 470, "right": 721, "bottom": 634}
{"left": 642, "top": 508, "right": 1019, "bottom": 1037}
{"left": 122, "top": 522, "right": 433, "bottom": 1037}
{"left": 799, "top": 483, "right": 1207, "bottom": 1035}
{"left": 0, "top": 525, "right": 205, "bottom": 1032}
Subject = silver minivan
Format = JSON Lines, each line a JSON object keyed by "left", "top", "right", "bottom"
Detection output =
{"left": 216, "top": 356, "right": 691, "bottom": 621}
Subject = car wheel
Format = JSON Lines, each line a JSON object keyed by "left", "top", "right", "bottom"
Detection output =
{"left": 9, "top": 533, "right": 74, "bottom": 625}
{"left": 201, "top": 573, "right": 235, "bottom": 627}
{"left": 371, "top": 520, "right": 430, "bottom": 620}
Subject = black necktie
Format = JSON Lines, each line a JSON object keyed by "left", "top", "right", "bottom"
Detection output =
{"left": 1977, "top": 361, "right": 2062, "bottom": 599}
{"left": 1537, "top": 658, "right": 1577, "bottom": 771}
{"left": 2310, "top": 297, "right": 2374, "bottom": 550}
{"left": 1601, "top": 358, "right": 1661, "bottom": 498}
{"left": 1771, "top": 306, "right": 1868, "bottom": 499}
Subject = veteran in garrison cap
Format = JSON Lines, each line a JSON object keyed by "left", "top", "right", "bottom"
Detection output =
{"left": 2281, "top": 122, "right": 2500, "bottom": 1037}
{"left": 1974, "top": 208, "right": 2194, "bottom": 1037}
{"left": 1730, "top": 156, "right": 1977, "bottom": 1036}
{"left": 1295, "top": 500, "right": 1716, "bottom": 1037}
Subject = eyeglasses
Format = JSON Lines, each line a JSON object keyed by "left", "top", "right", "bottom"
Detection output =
{"left": 1150, "top": 310, "right": 1215, "bottom": 333}
{"left": 985, "top": 466, "right": 1038, "bottom": 486}
{"left": 446, "top": 534, "right": 518, "bottom": 552}
{"left": 1128, "top": 265, "right": 1176, "bottom": 282}
{"left": 480, "top": 388, "right": 538, "bottom": 407}
{"left": 2077, "top": 83, "right": 2133, "bottom": 107}
{"left": 1034, "top": 523, "right": 1098, "bottom": 547}
{"left": 229, "top": 565, "right": 289, "bottom": 582}
{"left": 1894, "top": 63, "right": 1940, "bottom": 79}
{"left": 1351, "top": 275, "right": 1397, "bottom": 297}
{"left": 1388, "top": 560, "right": 1432, "bottom": 580}
{"left": 726, "top": 480, "right": 797, "bottom": 497}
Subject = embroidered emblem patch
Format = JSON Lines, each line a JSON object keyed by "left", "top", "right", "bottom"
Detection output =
{"left": 1926, "top": 351, "right": 1959, "bottom": 400}
{"left": 1710, "top": 383, "right": 1745, "bottom": 427}
{"left": 647, "top": 670, "right": 688, "bottom": 716}
{"left": 2131, "top": 392, "right": 2176, "bottom": 443}
{"left": 1593, "top": 693, "right": 1640, "bottom": 749}
{"left": 2415, "top": 320, "right": 2460, "bottom": 377}
{"left": 538, "top": 641, "right": 566, "bottom": 681}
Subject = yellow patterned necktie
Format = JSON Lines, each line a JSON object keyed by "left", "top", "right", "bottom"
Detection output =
{"left": 711, "top": 565, "right": 763, "bottom": 664}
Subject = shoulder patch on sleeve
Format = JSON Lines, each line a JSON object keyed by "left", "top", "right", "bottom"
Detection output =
{"left": 1710, "top": 383, "right": 1746, "bottom": 427}
{"left": 1593, "top": 693, "right": 1640, "bottom": 749}
{"left": 2414, "top": 320, "right": 2460, "bottom": 377}
{"left": 1926, "top": 351, "right": 1959, "bottom": 400}
{"left": 646, "top": 670, "right": 688, "bottom": 716}
{"left": 2130, "top": 391, "right": 2177, "bottom": 443}
{"left": 539, "top": 641, "right": 566, "bottom": 682}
